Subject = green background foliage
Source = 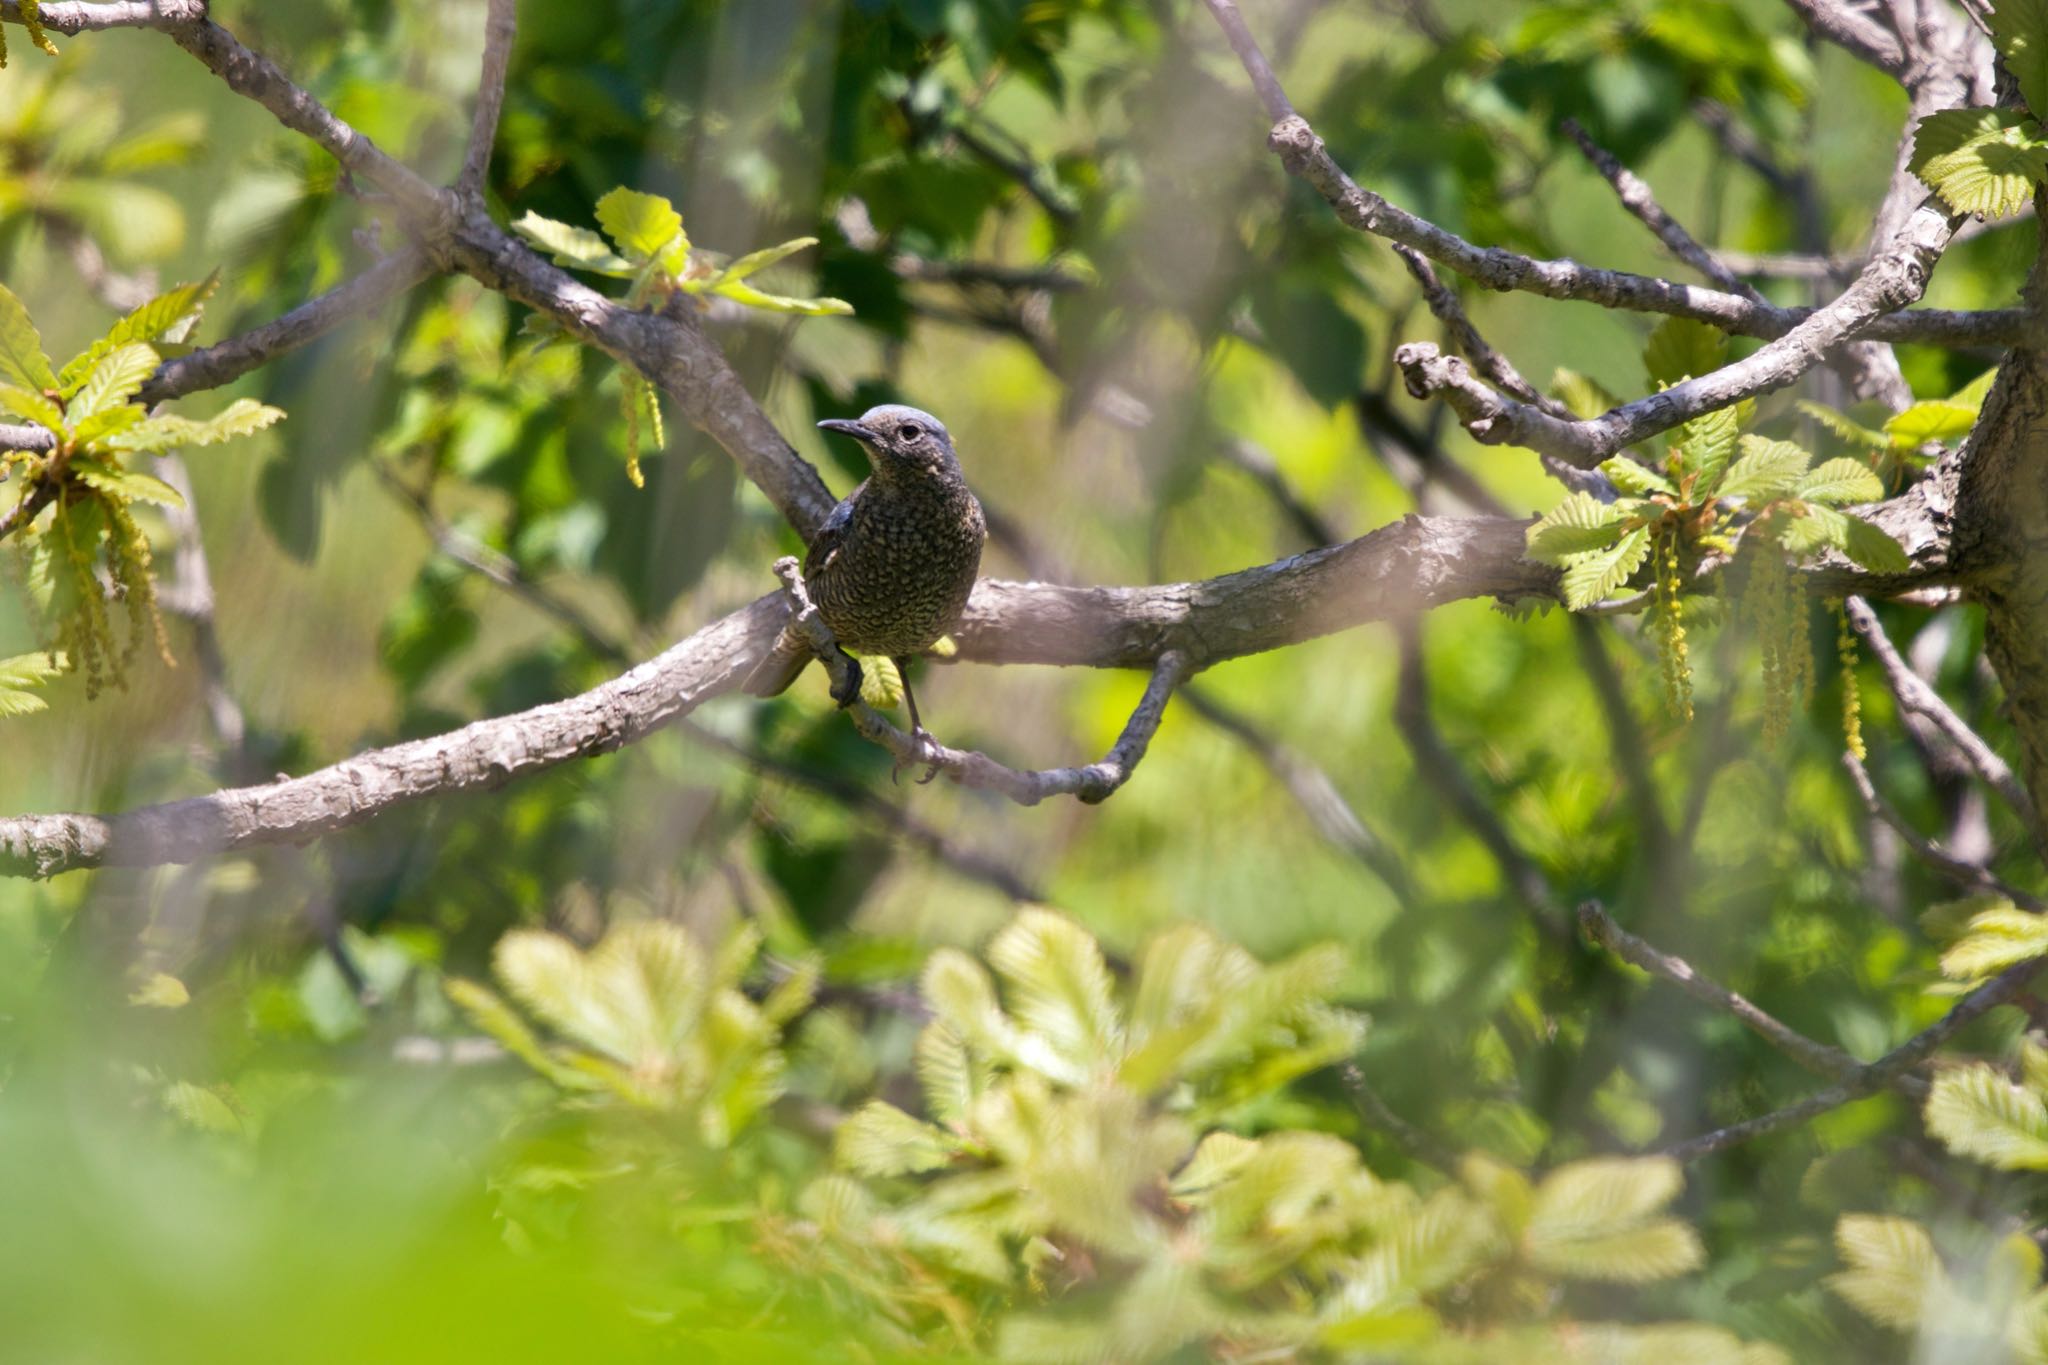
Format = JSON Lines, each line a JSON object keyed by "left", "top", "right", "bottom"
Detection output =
{"left": 1, "top": 0, "right": 2043, "bottom": 1359}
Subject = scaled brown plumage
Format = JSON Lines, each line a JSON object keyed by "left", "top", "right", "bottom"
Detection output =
{"left": 743, "top": 404, "right": 986, "bottom": 755}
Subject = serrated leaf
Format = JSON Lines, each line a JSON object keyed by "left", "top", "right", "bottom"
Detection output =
{"left": 1797, "top": 456, "right": 1884, "bottom": 506}
{"left": 1673, "top": 404, "right": 1741, "bottom": 490}
{"left": 1797, "top": 400, "right": 1889, "bottom": 449}
{"left": 1600, "top": 456, "right": 1673, "bottom": 496}
{"left": 1560, "top": 525, "right": 1652, "bottom": 609}
{"left": 594, "top": 187, "right": 685, "bottom": 265}
{"left": 0, "top": 382, "right": 62, "bottom": 431}
{"left": 709, "top": 279, "right": 854, "bottom": 316}
{"left": 67, "top": 342, "right": 158, "bottom": 425}
{"left": 1644, "top": 316, "right": 1727, "bottom": 388}
{"left": 1938, "top": 906, "right": 2048, "bottom": 980}
{"left": 58, "top": 272, "right": 221, "bottom": 396}
{"left": 1992, "top": 0, "right": 2048, "bottom": 120}
{"left": 1909, "top": 107, "right": 2048, "bottom": 219}
{"left": 1775, "top": 501, "right": 1850, "bottom": 557}
{"left": 1828, "top": 1215, "right": 1947, "bottom": 1330}
{"left": 0, "top": 282, "right": 56, "bottom": 395}
{"left": 0, "top": 650, "right": 63, "bottom": 718}
{"left": 1525, "top": 1157, "right": 1703, "bottom": 1283}
{"left": 1840, "top": 514, "right": 1911, "bottom": 574}
{"left": 834, "top": 1100, "right": 962, "bottom": 1176}
{"left": 1884, "top": 400, "right": 1978, "bottom": 448}
{"left": 104, "top": 398, "right": 285, "bottom": 452}
{"left": 857, "top": 653, "right": 903, "bottom": 709}
{"left": 1717, "top": 435, "right": 1810, "bottom": 503}
{"left": 69, "top": 458, "right": 184, "bottom": 506}
{"left": 509, "top": 211, "right": 636, "bottom": 277}
{"left": 1551, "top": 367, "right": 1620, "bottom": 420}
{"left": 985, "top": 908, "right": 1122, "bottom": 1072}
{"left": 1926, "top": 1064, "right": 2048, "bottom": 1169}
{"left": 1526, "top": 491, "right": 1624, "bottom": 561}
{"left": 715, "top": 235, "right": 818, "bottom": 282}
{"left": 915, "top": 1022, "right": 982, "bottom": 1126}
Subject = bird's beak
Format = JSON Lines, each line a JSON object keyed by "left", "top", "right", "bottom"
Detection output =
{"left": 817, "top": 418, "right": 875, "bottom": 443}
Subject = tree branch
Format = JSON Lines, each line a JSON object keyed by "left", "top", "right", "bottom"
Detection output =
{"left": 774, "top": 558, "right": 1187, "bottom": 806}
{"left": 457, "top": 0, "right": 517, "bottom": 198}
{"left": 1846, "top": 596, "right": 2040, "bottom": 840}
{"left": 0, "top": 0, "right": 206, "bottom": 31}
{"left": 1663, "top": 950, "right": 2048, "bottom": 1161}
{"left": 1843, "top": 751, "right": 2045, "bottom": 908}
{"left": 1780, "top": 0, "right": 1908, "bottom": 77}
{"left": 1561, "top": 118, "right": 1762, "bottom": 301}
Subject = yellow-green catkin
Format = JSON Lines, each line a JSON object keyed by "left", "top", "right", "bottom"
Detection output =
{"left": 105, "top": 498, "right": 172, "bottom": 671}
{"left": 620, "top": 372, "right": 646, "bottom": 488}
{"left": 1835, "top": 600, "right": 1864, "bottom": 760}
{"left": 1746, "top": 536, "right": 1809, "bottom": 745}
{"left": 1652, "top": 525, "right": 1693, "bottom": 722}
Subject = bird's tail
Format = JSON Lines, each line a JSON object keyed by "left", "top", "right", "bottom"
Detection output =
{"left": 741, "top": 629, "right": 814, "bottom": 697}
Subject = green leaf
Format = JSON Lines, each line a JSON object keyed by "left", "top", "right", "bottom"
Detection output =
{"left": 1840, "top": 514, "right": 1911, "bottom": 574}
{"left": 509, "top": 211, "right": 637, "bottom": 277}
{"left": 1992, "top": 0, "right": 2048, "bottom": 119}
{"left": 58, "top": 272, "right": 219, "bottom": 400}
{"left": 1797, "top": 457, "right": 1885, "bottom": 506}
{"left": 162, "top": 1081, "right": 242, "bottom": 1136}
{"left": 914, "top": 1022, "right": 983, "bottom": 1127}
{"left": 985, "top": 908, "right": 1123, "bottom": 1072}
{"left": 1560, "top": 525, "right": 1652, "bottom": 609}
{"left": 1884, "top": 400, "right": 1978, "bottom": 448}
{"left": 1926, "top": 1064, "right": 2048, "bottom": 1169}
{"left": 1716, "top": 435, "right": 1810, "bottom": 503}
{"left": 1552, "top": 367, "right": 1620, "bottom": 420}
{"left": 709, "top": 279, "right": 854, "bottom": 316}
{"left": 0, "top": 382, "right": 62, "bottom": 431}
{"left": 714, "top": 235, "right": 818, "bottom": 282}
{"left": 1828, "top": 1215, "right": 1947, "bottom": 1330}
{"left": 1775, "top": 502, "right": 1851, "bottom": 557}
{"left": 104, "top": 398, "right": 285, "bottom": 452}
{"left": 1797, "top": 400, "right": 1889, "bottom": 450}
{"left": 0, "top": 282, "right": 57, "bottom": 395}
{"left": 1950, "top": 367, "right": 1999, "bottom": 411}
{"left": 834, "top": 1100, "right": 962, "bottom": 1176}
{"left": 1644, "top": 316, "right": 1727, "bottom": 388}
{"left": 1526, "top": 491, "right": 1624, "bottom": 561}
{"left": 857, "top": 653, "right": 903, "bottom": 709}
{"left": 0, "top": 650, "right": 63, "bottom": 718}
{"left": 1672, "top": 404, "right": 1741, "bottom": 490}
{"left": 68, "top": 458, "right": 185, "bottom": 507}
{"left": 1599, "top": 456, "right": 1673, "bottom": 496}
{"left": 1909, "top": 107, "right": 2048, "bottom": 219}
{"left": 1524, "top": 1157, "right": 1704, "bottom": 1283}
{"left": 1940, "top": 905, "right": 2048, "bottom": 980}
{"left": 67, "top": 342, "right": 158, "bottom": 425}
{"left": 128, "top": 972, "right": 189, "bottom": 1008}
{"left": 594, "top": 187, "right": 686, "bottom": 266}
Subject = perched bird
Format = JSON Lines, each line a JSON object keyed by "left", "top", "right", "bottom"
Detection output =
{"left": 744, "top": 403, "right": 986, "bottom": 767}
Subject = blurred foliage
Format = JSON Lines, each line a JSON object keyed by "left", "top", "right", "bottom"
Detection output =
{"left": 1, "top": 0, "right": 2046, "bottom": 1360}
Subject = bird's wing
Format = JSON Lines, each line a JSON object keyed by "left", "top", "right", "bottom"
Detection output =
{"left": 804, "top": 485, "right": 861, "bottom": 578}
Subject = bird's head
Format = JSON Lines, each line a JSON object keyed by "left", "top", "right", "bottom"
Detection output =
{"left": 817, "top": 404, "right": 958, "bottom": 478}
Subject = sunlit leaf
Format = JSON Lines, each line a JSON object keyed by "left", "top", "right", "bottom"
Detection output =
{"left": 1909, "top": 107, "right": 2048, "bottom": 219}
{"left": 1925, "top": 1064, "right": 2048, "bottom": 1169}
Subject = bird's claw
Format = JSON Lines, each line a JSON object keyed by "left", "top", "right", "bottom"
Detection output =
{"left": 829, "top": 658, "right": 863, "bottom": 708}
{"left": 891, "top": 726, "right": 944, "bottom": 785}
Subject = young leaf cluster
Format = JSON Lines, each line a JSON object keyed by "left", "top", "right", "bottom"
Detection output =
{"left": 775, "top": 910, "right": 1777, "bottom": 1363}
{"left": 1906, "top": 3, "right": 2048, "bottom": 216}
{"left": 1, "top": 278, "right": 283, "bottom": 697}
{"left": 445, "top": 918, "right": 815, "bottom": 1145}
{"left": 513, "top": 188, "right": 851, "bottom": 487}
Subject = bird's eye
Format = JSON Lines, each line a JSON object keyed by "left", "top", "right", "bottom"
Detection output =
{"left": 897, "top": 423, "right": 923, "bottom": 442}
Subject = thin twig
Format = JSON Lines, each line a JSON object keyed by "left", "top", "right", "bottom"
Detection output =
{"left": 1560, "top": 118, "right": 1762, "bottom": 301}
{"left": 1842, "top": 751, "right": 2045, "bottom": 909}
{"left": 775, "top": 558, "right": 1187, "bottom": 806}
{"left": 457, "top": 0, "right": 517, "bottom": 198}
{"left": 152, "top": 453, "right": 248, "bottom": 760}
{"left": 1662, "top": 952, "right": 2048, "bottom": 1161}
{"left": 1846, "top": 596, "right": 2041, "bottom": 846}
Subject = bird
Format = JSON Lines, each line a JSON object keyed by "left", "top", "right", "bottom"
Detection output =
{"left": 743, "top": 403, "right": 986, "bottom": 775}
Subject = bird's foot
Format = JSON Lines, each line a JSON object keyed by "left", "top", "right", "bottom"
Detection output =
{"left": 829, "top": 657, "right": 863, "bottom": 708}
{"left": 891, "top": 726, "right": 945, "bottom": 785}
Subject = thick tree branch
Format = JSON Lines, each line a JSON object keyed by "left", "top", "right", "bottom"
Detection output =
{"left": 0, "top": 0, "right": 205, "bottom": 30}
